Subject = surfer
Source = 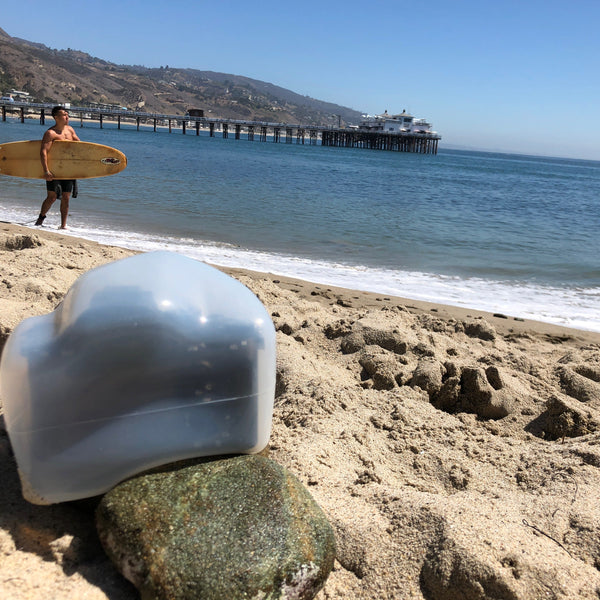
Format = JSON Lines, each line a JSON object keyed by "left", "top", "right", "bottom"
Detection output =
{"left": 35, "top": 106, "right": 80, "bottom": 229}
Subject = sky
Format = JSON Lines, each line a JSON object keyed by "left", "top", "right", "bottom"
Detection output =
{"left": 2, "top": 0, "right": 600, "bottom": 160}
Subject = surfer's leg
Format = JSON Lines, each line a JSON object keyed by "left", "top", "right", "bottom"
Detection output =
{"left": 59, "top": 192, "right": 70, "bottom": 229}
{"left": 36, "top": 192, "right": 57, "bottom": 226}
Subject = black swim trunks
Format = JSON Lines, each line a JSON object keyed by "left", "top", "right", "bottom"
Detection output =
{"left": 46, "top": 179, "right": 75, "bottom": 195}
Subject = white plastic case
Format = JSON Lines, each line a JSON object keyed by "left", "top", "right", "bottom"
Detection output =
{"left": 0, "top": 252, "right": 276, "bottom": 504}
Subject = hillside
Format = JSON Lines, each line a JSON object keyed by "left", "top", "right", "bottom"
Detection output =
{"left": 0, "top": 27, "right": 363, "bottom": 126}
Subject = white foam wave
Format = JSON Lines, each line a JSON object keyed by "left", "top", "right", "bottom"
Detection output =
{"left": 53, "top": 226, "right": 600, "bottom": 334}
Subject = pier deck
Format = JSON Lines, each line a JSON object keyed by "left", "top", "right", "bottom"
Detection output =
{"left": 0, "top": 102, "right": 440, "bottom": 155}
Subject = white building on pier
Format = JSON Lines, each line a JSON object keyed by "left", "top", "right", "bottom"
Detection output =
{"left": 358, "top": 110, "right": 435, "bottom": 134}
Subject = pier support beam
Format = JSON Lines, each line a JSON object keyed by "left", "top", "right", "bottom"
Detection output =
{"left": 247, "top": 125, "right": 254, "bottom": 141}
{"left": 321, "top": 129, "right": 439, "bottom": 155}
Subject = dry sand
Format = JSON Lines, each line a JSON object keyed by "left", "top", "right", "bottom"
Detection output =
{"left": 1, "top": 222, "right": 600, "bottom": 599}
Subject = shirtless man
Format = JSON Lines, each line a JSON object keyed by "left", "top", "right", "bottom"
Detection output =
{"left": 35, "top": 106, "right": 80, "bottom": 229}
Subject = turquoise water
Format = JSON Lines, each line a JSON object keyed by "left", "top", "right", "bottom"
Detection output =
{"left": 1, "top": 118, "right": 599, "bottom": 331}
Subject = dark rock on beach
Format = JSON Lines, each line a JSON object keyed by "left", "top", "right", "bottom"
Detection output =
{"left": 96, "top": 455, "right": 336, "bottom": 600}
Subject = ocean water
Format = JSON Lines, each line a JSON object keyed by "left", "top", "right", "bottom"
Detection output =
{"left": 1, "top": 118, "right": 599, "bottom": 332}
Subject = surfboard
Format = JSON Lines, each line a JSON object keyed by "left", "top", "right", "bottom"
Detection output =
{"left": 0, "top": 140, "right": 127, "bottom": 179}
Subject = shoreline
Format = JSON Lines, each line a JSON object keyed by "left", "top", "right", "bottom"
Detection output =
{"left": 4, "top": 221, "right": 598, "bottom": 343}
{"left": 2, "top": 222, "right": 600, "bottom": 599}
{"left": 3, "top": 203, "right": 599, "bottom": 335}
{"left": 226, "top": 265, "right": 600, "bottom": 343}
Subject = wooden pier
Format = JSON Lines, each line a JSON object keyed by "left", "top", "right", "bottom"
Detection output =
{"left": 321, "top": 129, "right": 439, "bottom": 154}
{"left": 0, "top": 101, "right": 440, "bottom": 155}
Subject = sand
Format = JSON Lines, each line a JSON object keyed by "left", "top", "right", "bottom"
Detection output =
{"left": 1, "top": 222, "right": 600, "bottom": 599}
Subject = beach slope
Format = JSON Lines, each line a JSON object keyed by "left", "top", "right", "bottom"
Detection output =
{"left": 1, "top": 223, "right": 600, "bottom": 599}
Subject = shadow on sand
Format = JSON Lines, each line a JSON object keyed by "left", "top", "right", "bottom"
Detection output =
{"left": 0, "top": 426, "right": 137, "bottom": 599}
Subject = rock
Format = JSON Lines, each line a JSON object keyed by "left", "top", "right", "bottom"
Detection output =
{"left": 544, "top": 395, "right": 600, "bottom": 440}
{"left": 96, "top": 455, "right": 336, "bottom": 600}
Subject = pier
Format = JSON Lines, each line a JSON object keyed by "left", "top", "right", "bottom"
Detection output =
{"left": 0, "top": 101, "right": 440, "bottom": 155}
{"left": 321, "top": 129, "right": 439, "bottom": 154}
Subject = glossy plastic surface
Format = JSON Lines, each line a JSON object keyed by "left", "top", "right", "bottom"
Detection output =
{"left": 0, "top": 252, "right": 276, "bottom": 504}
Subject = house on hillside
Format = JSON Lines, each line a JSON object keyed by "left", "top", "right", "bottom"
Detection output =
{"left": 186, "top": 108, "right": 205, "bottom": 118}
{"left": 7, "top": 89, "right": 32, "bottom": 102}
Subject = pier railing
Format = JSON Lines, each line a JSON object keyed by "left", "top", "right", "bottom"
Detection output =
{"left": 0, "top": 101, "right": 441, "bottom": 155}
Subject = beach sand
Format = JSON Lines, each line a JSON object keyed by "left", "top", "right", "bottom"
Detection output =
{"left": 1, "top": 222, "right": 600, "bottom": 599}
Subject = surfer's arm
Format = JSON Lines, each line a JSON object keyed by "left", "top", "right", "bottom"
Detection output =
{"left": 40, "top": 133, "right": 54, "bottom": 180}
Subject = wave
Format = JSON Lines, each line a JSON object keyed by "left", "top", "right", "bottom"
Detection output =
{"left": 3, "top": 203, "right": 597, "bottom": 333}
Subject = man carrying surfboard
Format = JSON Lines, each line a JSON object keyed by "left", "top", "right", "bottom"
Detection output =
{"left": 35, "top": 106, "right": 80, "bottom": 229}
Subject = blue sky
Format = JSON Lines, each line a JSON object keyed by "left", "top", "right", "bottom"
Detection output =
{"left": 2, "top": 0, "right": 600, "bottom": 159}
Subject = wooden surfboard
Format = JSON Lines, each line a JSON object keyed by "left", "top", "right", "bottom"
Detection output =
{"left": 0, "top": 140, "right": 127, "bottom": 179}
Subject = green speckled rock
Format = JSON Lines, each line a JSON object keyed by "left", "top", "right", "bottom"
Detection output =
{"left": 96, "top": 455, "right": 336, "bottom": 600}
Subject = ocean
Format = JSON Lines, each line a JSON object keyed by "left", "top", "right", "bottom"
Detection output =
{"left": 1, "top": 118, "right": 599, "bottom": 332}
